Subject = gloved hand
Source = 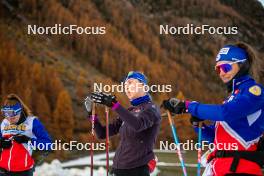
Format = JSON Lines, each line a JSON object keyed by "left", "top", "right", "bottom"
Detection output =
{"left": 84, "top": 95, "right": 93, "bottom": 115}
{"left": 0, "top": 138, "right": 12, "bottom": 149}
{"left": 91, "top": 92, "right": 117, "bottom": 108}
{"left": 161, "top": 98, "right": 187, "bottom": 114}
{"left": 190, "top": 116, "right": 204, "bottom": 127}
{"left": 13, "top": 135, "right": 31, "bottom": 144}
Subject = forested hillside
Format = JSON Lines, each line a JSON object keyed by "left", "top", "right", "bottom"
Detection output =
{"left": 0, "top": 0, "right": 263, "bottom": 160}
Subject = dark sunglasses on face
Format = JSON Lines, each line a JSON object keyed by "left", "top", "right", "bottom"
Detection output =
{"left": 215, "top": 63, "right": 234, "bottom": 74}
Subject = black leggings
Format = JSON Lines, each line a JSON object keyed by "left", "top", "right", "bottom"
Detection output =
{"left": 111, "top": 165, "right": 150, "bottom": 176}
{"left": 0, "top": 168, "right": 33, "bottom": 176}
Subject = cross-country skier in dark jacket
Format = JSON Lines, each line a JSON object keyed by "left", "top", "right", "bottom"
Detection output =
{"left": 85, "top": 71, "right": 161, "bottom": 176}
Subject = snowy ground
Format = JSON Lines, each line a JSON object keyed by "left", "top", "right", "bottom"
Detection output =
{"left": 34, "top": 150, "right": 263, "bottom": 176}
{"left": 34, "top": 152, "right": 160, "bottom": 176}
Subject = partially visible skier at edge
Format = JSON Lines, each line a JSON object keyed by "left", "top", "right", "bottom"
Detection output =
{"left": 162, "top": 42, "right": 264, "bottom": 176}
{"left": 0, "top": 94, "right": 52, "bottom": 176}
{"left": 85, "top": 71, "right": 161, "bottom": 176}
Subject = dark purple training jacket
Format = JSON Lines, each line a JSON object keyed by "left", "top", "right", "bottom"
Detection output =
{"left": 94, "top": 101, "right": 161, "bottom": 169}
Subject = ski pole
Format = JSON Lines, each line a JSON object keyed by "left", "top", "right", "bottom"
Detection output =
{"left": 90, "top": 103, "right": 96, "bottom": 176}
{"left": 105, "top": 107, "right": 109, "bottom": 176}
{"left": 197, "top": 123, "right": 202, "bottom": 176}
{"left": 166, "top": 110, "right": 188, "bottom": 176}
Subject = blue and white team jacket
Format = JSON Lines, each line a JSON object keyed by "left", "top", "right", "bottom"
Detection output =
{"left": 189, "top": 75, "right": 264, "bottom": 148}
{"left": 188, "top": 75, "right": 264, "bottom": 175}
{"left": 0, "top": 116, "right": 51, "bottom": 172}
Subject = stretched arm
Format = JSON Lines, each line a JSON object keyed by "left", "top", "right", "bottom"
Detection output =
{"left": 188, "top": 91, "right": 264, "bottom": 122}
{"left": 113, "top": 103, "right": 161, "bottom": 132}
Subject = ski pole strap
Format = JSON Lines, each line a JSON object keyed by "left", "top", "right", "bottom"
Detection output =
{"left": 207, "top": 150, "right": 264, "bottom": 172}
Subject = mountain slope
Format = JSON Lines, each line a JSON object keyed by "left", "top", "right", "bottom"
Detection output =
{"left": 0, "top": 0, "right": 263, "bottom": 160}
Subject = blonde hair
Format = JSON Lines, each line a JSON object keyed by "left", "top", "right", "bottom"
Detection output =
{"left": 3, "top": 93, "right": 32, "bottom": 117}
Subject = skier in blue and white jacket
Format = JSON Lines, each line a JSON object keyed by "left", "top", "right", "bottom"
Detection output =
{"left": 0, "top": 94, "right": 52, "bottom": 175}
{"left": 162, "top": 42, "right": 264, "bottom": 175}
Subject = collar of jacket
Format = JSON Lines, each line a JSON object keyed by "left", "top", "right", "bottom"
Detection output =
{"left": 130, "top": 94, "right": 151, "bottom": 106}
{"left": 231, "top": 75, "right": 254, "bottom": 93}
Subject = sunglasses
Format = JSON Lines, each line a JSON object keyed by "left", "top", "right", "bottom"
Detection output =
{"left": 1, "top": 103, "right": 22, "bottom": 118}
{"left": 1, "top": 110, "right": 21, "bottom": 118}
{"left": 215, "top": 63, "right": 234, "bottom": 74}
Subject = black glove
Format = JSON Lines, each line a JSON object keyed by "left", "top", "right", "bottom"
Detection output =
{"left": 91, "top": 92, "right": 117, "bottom": 107}
{"left": 0, "top": 138, "right": 12, "bottom": 149}
{"left": 190, "top": 116, "right": 204, "bottom": 127}
{"left": 13, "top": 135, "right": 31, "bottom": 144}
{"left": 161, "top": 98, "right": 187, "bottom": 114}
